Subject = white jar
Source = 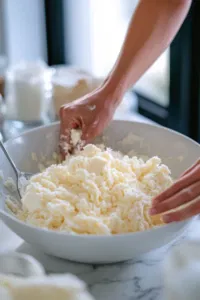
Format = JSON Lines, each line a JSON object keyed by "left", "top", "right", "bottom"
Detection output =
{"left": 5, "top": 61, "right": 52, "bottom": 123}
{"left": 51, "top": 66, "right": 98, "bottom": 119}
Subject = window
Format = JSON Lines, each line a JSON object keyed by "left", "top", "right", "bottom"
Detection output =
{"left": 135, "top": 50, "right": 170, "bottom": 108}
{"left": 89, "top": 0, "right": 138, "bottom": 77}
{"left": 137, "top": 1, "right": 200, "bottom": 141}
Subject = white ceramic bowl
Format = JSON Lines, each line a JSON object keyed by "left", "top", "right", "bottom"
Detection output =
{"left": 0, "top": 121, "right": 199, "bottom": 263}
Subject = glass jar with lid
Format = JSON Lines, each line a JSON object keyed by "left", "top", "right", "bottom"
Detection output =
{"left": 5, "top": 61, "right": 53, "bottom": 125}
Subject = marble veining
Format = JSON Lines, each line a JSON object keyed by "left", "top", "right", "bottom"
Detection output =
{"left": 12, "top": 220, "right": 200, "bottom": 300}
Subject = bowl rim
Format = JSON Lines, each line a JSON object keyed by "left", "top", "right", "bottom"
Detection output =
{"left": 4, "top": 119, "right": 200, "bottom": 150}
{"left": 1, "top": 119, "right": 199, "bottom": 239}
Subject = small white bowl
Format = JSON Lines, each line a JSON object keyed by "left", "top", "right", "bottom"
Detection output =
{"left": 0, "top": 121, "right": 199, "bottom": 263}
{"left": 0, "top": 252, "right": 45, "bottom": 276}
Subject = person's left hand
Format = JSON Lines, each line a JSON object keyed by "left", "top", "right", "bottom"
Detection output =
{"left": 149, "top": 159, "right": 200, "bottom": 223}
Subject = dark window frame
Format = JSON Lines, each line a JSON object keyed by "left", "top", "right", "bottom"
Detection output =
{"left": 44, "top": 0, "right": 66, "bottom": 66}
{"left": 136, "top": 93, "right": 168, "bottom": 127}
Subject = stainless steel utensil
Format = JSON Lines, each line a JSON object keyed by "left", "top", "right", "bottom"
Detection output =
{"left": 0, "top": 253, "right": 45, "bottom": 277}
{"left": 0, "top": 140, "right": 33, "bottom": 202}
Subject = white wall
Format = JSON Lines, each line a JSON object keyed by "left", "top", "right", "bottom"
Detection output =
{"left": 89, "top": 0, "right": 133, "bottom": 77}
{"left": 64, "top": 0, "right": 92, "bottom": 72}
{"left": 63, "top": 0, "right": 138, "bottom": 77}
{"left": 3, "top": 0, "right": 47, "bottom": 64}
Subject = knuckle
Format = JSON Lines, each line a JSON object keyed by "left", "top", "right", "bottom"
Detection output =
{"left": 65, "top": 103, "right": 76, "bottom": 112}
{"left": 182, "top": 187, "right": 193, "bottom": 199}
{"left": 65, "top": 106, "right": 73, "bottom": 113}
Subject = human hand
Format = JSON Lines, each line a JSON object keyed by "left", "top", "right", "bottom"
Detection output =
{"left": 59, "top": 86, "right": 120, "bottom": 158}
{"left": 149, "top": 159, "right": 200, "bottom": 223}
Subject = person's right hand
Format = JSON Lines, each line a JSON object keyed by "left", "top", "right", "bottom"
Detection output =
{"left": 150, "top": 159, "right": 200, "bottom": 223}
{"left": 59, "top": 86, "right": 121, "bottom": 158}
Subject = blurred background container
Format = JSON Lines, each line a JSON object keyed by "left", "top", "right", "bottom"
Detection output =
{"left": 0, "top": 0, "right": 199, "bottom": 142}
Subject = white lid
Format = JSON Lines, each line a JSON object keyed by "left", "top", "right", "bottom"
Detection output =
{"left": 52, "top": 66, "right": 93, "bottom": 88}
{"left": 7, "top": 60, "right": 48, "bottom": 82}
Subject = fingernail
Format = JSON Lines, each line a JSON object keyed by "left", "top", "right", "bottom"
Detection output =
{"left": 162, "top": 215, "right": 171, "bottom": 223}
{"left": 149, "top": 208, "right": 157, "bottom": 215}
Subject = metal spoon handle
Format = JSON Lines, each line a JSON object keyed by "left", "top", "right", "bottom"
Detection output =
{"left": 0, "top": 140, "right": 19, "bottom": 178}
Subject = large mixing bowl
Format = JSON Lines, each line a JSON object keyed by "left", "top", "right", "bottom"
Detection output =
{"left": 0, "top": 121, "right": 199, "bottom": 263}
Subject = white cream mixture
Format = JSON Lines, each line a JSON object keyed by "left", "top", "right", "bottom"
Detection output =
{"left": 17, "top": 144, "right": 173, "bottom": 234}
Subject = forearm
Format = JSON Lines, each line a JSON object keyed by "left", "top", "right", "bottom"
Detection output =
{"left": 104, "top": 0, "right": 192, "bottom": 107}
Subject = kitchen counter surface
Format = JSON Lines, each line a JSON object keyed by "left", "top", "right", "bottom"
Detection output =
{"left": 1, "top": 219, "right": 199, "bottom": 300}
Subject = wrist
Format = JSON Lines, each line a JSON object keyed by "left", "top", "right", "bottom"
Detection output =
{"left": 100, "top": 75, "right": 126, "bottom": 110}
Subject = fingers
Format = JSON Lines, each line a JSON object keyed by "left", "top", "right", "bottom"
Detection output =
{"left": 59, "top": 110, "right": 84, "bottom": 158}
{"left": 150, "top": 162, "right": 200, "bottom": 223}
{"left": 181, "top": 159, "right": 200, "bottom": 177}
{"left": 59, "top": 124, "right": 71, "bottom": 159}
{"left": 150, "top": 181, "right": 200, "bottom": 215}
{"left": 152, "top": 164, "right": 200, "bottom": 206}
{"left": 162, "top": 197, "right": 200, "bottom": 223}
{"left": 59, "top": 107, "right": 75, "bottom": 158}
{"left": 59, "top": 105, "right": 65, "bottom": 120}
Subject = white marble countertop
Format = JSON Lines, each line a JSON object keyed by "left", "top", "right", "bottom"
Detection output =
{"left": 1, "top": 219, "right": 199, "bottom": 300}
